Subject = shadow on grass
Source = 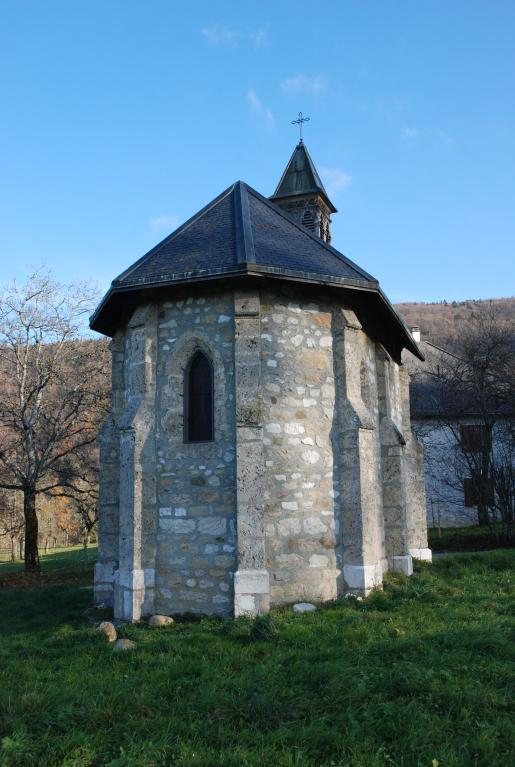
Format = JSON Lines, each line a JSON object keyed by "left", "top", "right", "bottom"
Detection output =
{"left": 0, "top": 546, "right": 98, "bottom": 591}
{"left": 429, "top": 524, "right": 515, "bottom": 553}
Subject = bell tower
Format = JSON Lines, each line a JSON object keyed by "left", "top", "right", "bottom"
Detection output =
{"left": 269, "top": 141, "right": 337, "bottom": 243}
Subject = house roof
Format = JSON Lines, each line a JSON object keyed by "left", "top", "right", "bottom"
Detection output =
{"left": 269, "top": 141, "right": 337, "bottom": 212}
{"left": 404, "top": 340, "right": 512, "bottom": 418}
{"left": 90, "top": 180, "right": 422, "bottom": 362}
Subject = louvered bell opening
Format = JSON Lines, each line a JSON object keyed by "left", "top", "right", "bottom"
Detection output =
{"left": 302, "top": 210, "right": 315, "bottom": 231}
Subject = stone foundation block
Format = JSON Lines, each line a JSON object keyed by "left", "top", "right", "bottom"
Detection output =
{"left": 234, "top": 569, "right": 270, "bottom": 616}
{"left": 409, "top": 547, "right": 432, "bottom": 562}
{"left": 94, "top": 560, "right": 117, "bottom": 607}
{"left": 391, "top": 554, "right": 413, "bottom": 576}
{"left": 94, "top": 585, "right": 115, "bottom": 608}
{"left": 94, "top": 560, "right": 117, "bottom": 586}
{"left": 114, "top": 568, "right": 146, "bottom": 622}
{"left": 343, "top": 563, "right": 383, "bottom": 595}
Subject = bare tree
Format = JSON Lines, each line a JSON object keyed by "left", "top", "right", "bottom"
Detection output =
{"left": 414, "top": 302, "right": 514, "bottom": 538}
{"left": 0, "top": 489, "right": 24, "bottom": 561}
{"left": 48, "top": 445, "right": 100, "bottom": 557}
{"left": 0, "top": 269, "right": 109, "bottom": 570}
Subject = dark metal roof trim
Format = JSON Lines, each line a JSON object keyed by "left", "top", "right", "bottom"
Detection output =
{"left": 92, "top": 262, "right": 376, "bottom": 313}
{"left": 234, "top": 181, "right": 256, "bottom": 264}
{"left": 376, "top": 287, "right": 424, "bottom": 361}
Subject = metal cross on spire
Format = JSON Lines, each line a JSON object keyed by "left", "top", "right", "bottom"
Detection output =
{"left": 291, "top": 111, "right": 310, "bottom": 142}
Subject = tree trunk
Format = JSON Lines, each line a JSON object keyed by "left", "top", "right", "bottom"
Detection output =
{"left": 83, "top": 532, "right": 90, "bottom": 564}
{"left": 477, "top": 504, "right": 489, "bottom": 527}
{"left": 10, "top": 535, "right": 16, "bottom": 562}
{"left": 23, "top": 488, "right": 40, "bottom": 572}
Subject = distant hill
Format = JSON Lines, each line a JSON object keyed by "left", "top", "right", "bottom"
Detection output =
{"left": 394, "top": 297, "right": 515, "bottom": 350}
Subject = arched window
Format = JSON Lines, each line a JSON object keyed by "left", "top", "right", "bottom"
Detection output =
{"left": 184, "top": 350, "right": 214, "bottom": 442}
{"left": 302, "top": 209, "right": 315, "bottom": 231}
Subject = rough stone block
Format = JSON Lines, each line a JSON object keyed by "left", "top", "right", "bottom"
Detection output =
{"left": 198, "top": 517, "right": 227, "bottom": 535}
{"left": 234, "top": 569, "right": 269, "bottom": 594}
{"left": 343, "top": 563, "right": 383, "bottom": 595}
{"left": 391, "top": 555, "right": 413, "bottom": 576}
{"left": 409, "top": 547, "right": 432, "bottom": 562}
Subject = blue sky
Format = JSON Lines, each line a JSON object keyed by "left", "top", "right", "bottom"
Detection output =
{"left": 1, "top": 1, "right": 514, "bottom": 306}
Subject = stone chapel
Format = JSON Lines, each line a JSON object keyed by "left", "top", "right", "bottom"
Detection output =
{"left": 91, "top": 141, "right": 432, "bottom": 621}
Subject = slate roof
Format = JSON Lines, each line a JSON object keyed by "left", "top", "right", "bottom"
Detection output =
{"left": 109, "top": 181, "right": 368, "bottom": 289}
{"left": 90, "top": 179, "right": 422, "bottom": 362}
{"left": 270, "top": 142, "right": 337, "bottom": 212}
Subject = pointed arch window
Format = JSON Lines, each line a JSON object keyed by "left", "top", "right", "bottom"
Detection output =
{"left": 184, "top": 350, "right": 214, "bottom": 442}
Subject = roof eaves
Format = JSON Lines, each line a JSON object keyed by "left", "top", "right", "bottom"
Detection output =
{"left": 103, "top": 263, "right": 377, "bottom": 294}
{"left": 89, "top": 287, "right": 112, "bottom": 330}
{"left": 89, "top": 263, "right": 379, "bottom": 331}
{"left": 245, "top": 263, "right": 378, "bottom": 291}
{"left": 376, "top": 287, "right": 425, "bottom": 361}
{"left": 270, "top": 187, "right": 337, "bottom": 214}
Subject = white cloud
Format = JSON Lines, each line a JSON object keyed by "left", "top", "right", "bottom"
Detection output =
{"left": 319, "top": 166, "right": 352, "bottom": 196}
{"left": 264, "top": 108, "right": 275, "bottom": 129}
{"left": 280, "top": 74, "right": 327, "bottom": 95}
{"left": 247, "top": 89, "right": 262, "bottom": 112}
{"left": 247, "top": 89, "right": 275, "bottom": 130}
{"left": 150, "top": 214, "right": 179, "bottom": 234}
{"left": 249, "top": 27, "right": 268, "bottom": 49}
{"left": 432, "top": 128, "right": 451, "bottom": 144}
{"left": 402, "top": 126, "right": 451, "bottom": 144}
{"left": 201, "top": 23, "right": 268, "bottom": 48}
{"left": 201, "top": 22, "right": 239, "bottom": 46}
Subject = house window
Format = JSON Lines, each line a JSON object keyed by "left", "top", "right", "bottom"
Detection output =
{"left": 464, "top": 475, "right": 494, "bottom": 507}
{"left": 460, "top": 424, "right": 491, "bottom": 453}
{"left": 184, "top": 350, "right": 214, "bottom": 442}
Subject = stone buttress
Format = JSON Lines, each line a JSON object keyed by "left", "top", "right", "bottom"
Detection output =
{"left": 94, "top": 306, "right": 158, "bottom": 620}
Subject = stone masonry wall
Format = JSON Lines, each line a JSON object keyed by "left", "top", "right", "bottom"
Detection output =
{"left": 260, "top": 290, "right": 340, "bottom": 605}
{"left": 93, "top": 330, "right": 124, "bottom": 607}
{"left": 154, "top": 293, "right": 237, "bottom": 617}
{"left": 95, "top": 284, "right": 430, "bottom": 618}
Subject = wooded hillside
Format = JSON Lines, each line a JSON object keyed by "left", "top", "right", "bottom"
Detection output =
{"left": 395, "top": 297, "right": 515, "bottom": 349}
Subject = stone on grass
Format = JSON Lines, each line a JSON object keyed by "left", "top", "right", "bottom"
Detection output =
{"left": 148, "top": 614, "right": 174, "bottom": 627}
{"left": 113, "top": 638, "right": 136, "bottom": 651}
{"left": 293, "top": 602, "right": 317, "bottom": 614}
{"left": 97, "top": 621, "right": 117, "bottom": 642}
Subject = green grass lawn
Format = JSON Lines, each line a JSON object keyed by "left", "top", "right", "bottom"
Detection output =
{"left": 0, "top": 545, "right": 97, "bottom": 590}
{"left": 429, "top": 525, "right": 514, "bottom": 553}
{"left": 0, "top": 545, "right": 98, "bottom": 573}
{"left": 0, "top": 552, "right": 513, "bottom": 767}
